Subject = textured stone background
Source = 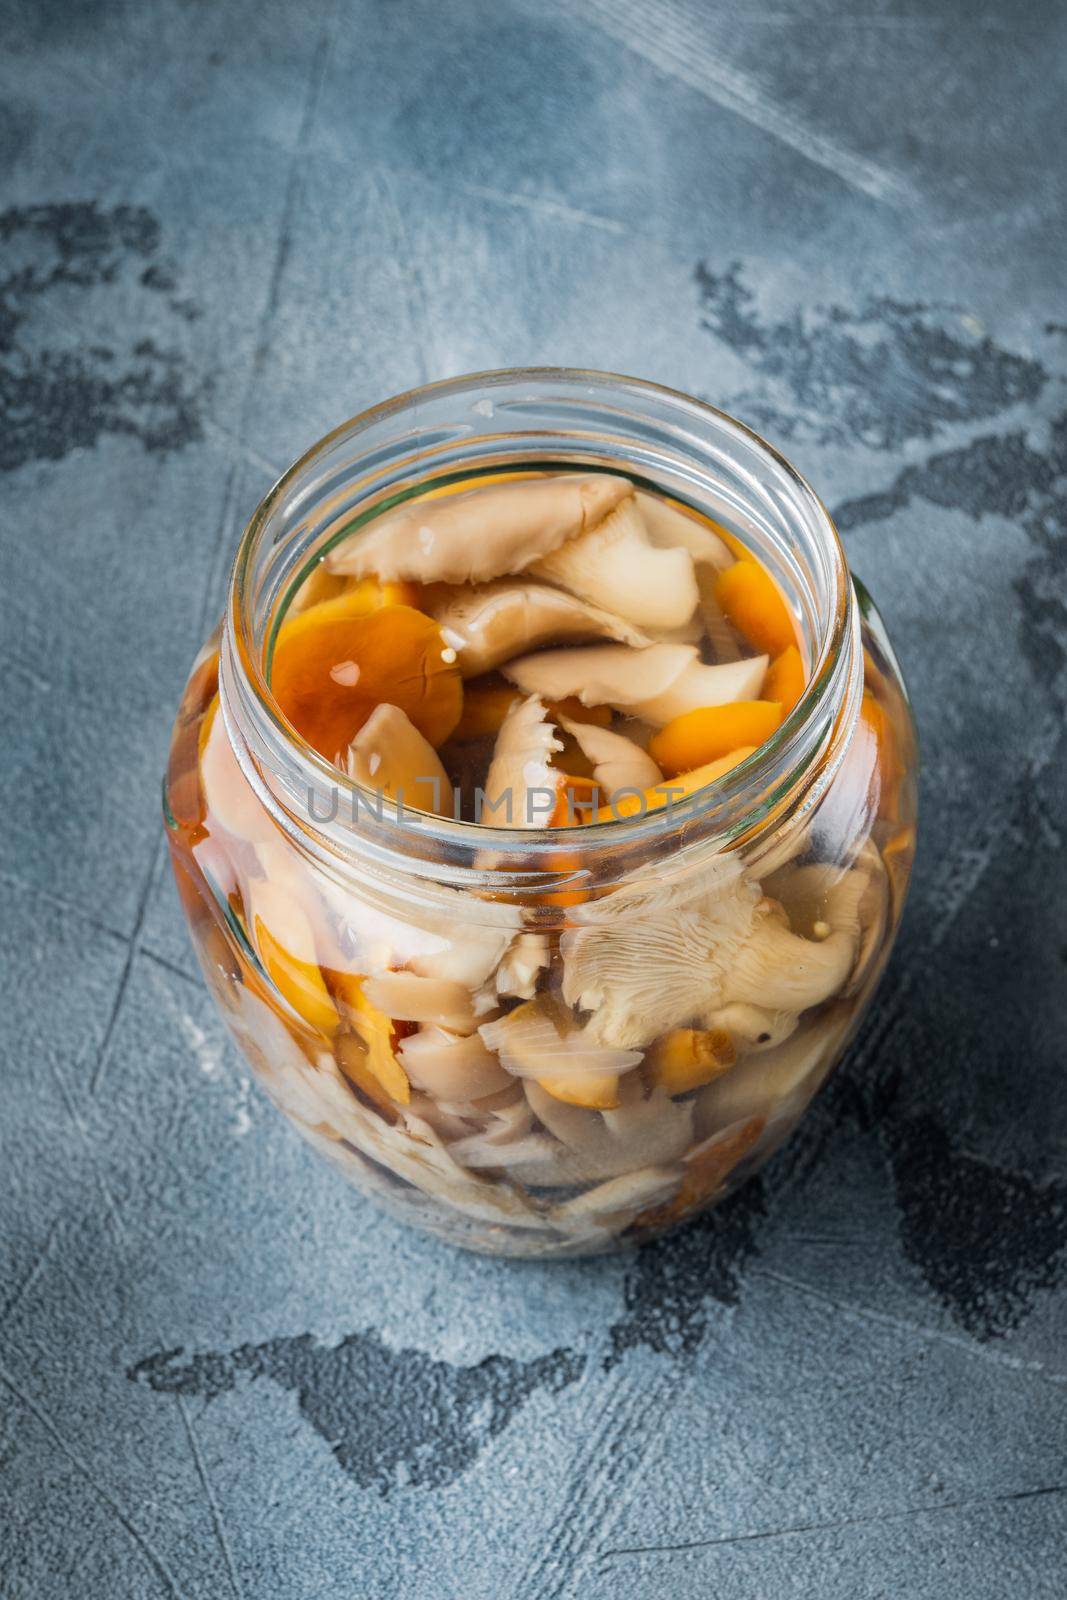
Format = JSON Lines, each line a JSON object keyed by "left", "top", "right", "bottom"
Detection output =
{"left": 1, "top": 1, "right": 1065, "bottom": 1595}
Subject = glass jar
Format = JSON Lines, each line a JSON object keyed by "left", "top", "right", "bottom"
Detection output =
{"left": 164, "top": 369, "right": 917, "bottom": 1257}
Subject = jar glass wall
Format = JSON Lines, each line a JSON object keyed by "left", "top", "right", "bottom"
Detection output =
{"left": 164, "top": 370, "right": 917, "bottom": 1257}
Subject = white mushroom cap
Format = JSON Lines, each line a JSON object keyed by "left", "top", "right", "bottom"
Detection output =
{"left": 721, "top": 916, "right": 857, "bottom": 1015}
{"left": 344, "top": 703, "right": 452, "bottom": 816}
{"left": 325, "top": 473, "right": 633, "bottom": 584}
{"left": 701, "top": 1002, "right": 799, "bottom": 1051}
{"left": 524, "top": 1076, "right": 694, "bottom": 1181}
{"left": 428, "top": 581, "right": 652, "bottom": 677}
{"left": 493, "top": 932, "right": 550, "bottom": 1000}
{"left": 481, "top": 693, "right": 562, "bottom": 829}
{"left": 636, "top": 491, "right": 732, "bottom": 568}
{"left": 558, "top": 716, "right": 663, "bottom": 800}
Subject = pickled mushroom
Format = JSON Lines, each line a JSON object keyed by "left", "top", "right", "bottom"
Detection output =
{"left": 635, "top": 490, "right": 732, "bottom": 567}
{"left": 502, "top": 642, "right": 768, "bottom": 726}
{"left": 531, "top": 496, "right": 700, "bottom": 630}
{"left": 399, "top": 1026, "right": 513, "bottom": 1100}
{"left": 557, "top": 716, "right": 663, "bottom": 800}
{"left": 428, "top": 580, "right": 652, "bottom": 677}
{"left": 326, "top": 473, "right": 633, "bottom": 584}
{"left": 344, "top": 702, "right": 452, "bottom": 816}
{"left": 481, "top": 693, "right": 562, "bottom": 829}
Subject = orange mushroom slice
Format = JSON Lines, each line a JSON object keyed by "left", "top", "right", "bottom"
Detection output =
{"left": 327, "top": 967, "right": 412, "bottom": 1107}
{"left": 713, "top": 559, "right": 796, "bottom": 656}
{"left": 270, "top": 603, "right": 463, "bottom": 765}
{"left": 594, "top": 745, "right": 757, "bottom": 821}
{"left": 763, "top": 644, "right": 806, "bottom": 715}
{"left": 645, "top": 1027, "right": 737, "bottom": 1095}
{"left": 247, "top": 877, "right": 338, "bottom": 1036}
{"left": 648, "top": 701, "right": 784, "bottom": 777}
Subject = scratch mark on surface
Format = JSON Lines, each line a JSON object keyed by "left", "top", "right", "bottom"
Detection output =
{"left": 372, "top": 167, "right": 440, "bottom": 384}
{"left": 174, "top": 1401, "right": 244, "bottom": 1600}
{"left": 0, "top": 866, "right": 131, "bottom": 945}
{"left": 601, "top": 1482, "right": 1067, "bottom": 1562}
{"left": 457, "top": 181, "right": 628, "bottom": 236}
{"left": 0, "top": 1361, "right": 187, "bottom": 1598}
{"left": 511, "top": 1365, "right": 677, "bottom": 1600}
{"left": 574, "top": 0, "right": 917, "bottom": 204}
{"left": 198, "top": 413, "right": 284, "bottom": 481}
{"left": 752, "top": 1268, "right": 1067, "bottom": 1387}
{"left": 90, "top": 836, "right": 165, "bottom": 1095}
{"left": 41, "top": 1070, "right": 245, "bottom": 1591}
{"left": 141, "top": 946, "right": 201, "bottom": 989}
{"left": 0, "top": 1217, "right": 61, "bottom": 1334}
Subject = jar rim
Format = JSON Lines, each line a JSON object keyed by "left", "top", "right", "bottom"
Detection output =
{"left": 224, "top": 367, "right": 857, "bottom": 884}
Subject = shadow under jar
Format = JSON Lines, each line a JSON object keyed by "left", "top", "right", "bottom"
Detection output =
{"left": 164, "top": 369, "right": 918, "bottom": 1257}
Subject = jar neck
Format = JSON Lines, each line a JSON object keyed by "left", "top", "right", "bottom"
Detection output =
{"left": 219, "top": 369, "right": 861, "bottom": 905}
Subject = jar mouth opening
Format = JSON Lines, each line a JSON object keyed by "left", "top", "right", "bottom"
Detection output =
{"left": 226, "top": 367, "right": 853, "bottom": 865}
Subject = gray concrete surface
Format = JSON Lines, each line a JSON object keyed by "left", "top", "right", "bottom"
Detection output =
{"left": 1, "top": 1, "right": 1065, "bottom": 1595}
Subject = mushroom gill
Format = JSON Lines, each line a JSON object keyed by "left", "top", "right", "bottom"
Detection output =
{"left": 480, "top": 994, "right": 642, "bottom": 1089}
{"left": 530, "top": 496, "right": 699, "bottom": 629}
{"left": 343, "top": 702, "right": 452, "bottom": 816}
{"left": 427, "top": 580, "right": 652, "bottom": 677}
{"left": 561, "top": 857, "right": 764, "bottom": 1049}
{"left": 481, "top": 693, "right": 562, "bottom": 829}
{"left": 325, "top": 473, "right": 633, "bottom": 584}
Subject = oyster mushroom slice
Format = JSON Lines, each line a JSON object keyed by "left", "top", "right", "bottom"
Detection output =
{"left": 325, "top": 473, "right": 633, "bottom": 584}
{"left": 502, "top": 643, "right": 768, "bottom": 728}
{"left": 635, "top": 654, "right": 769, "bottom": 726}
{"left": 530, "top": 497, "right": 699, "bottom": 630}
{"left": 361, "top": 971, "right": 478, "bottom": 1032}
{"left": 493, "top": 932, "right": 550, "bottom": 1000}
{"left": 697, "top": 1009, "right": 853, "bottom": 1139}
{"left": 558, "top": 716, "right": 663, "bottom": 799}
{"left": 702, "top": 1002, "right": 798, "bottom": 1052}
{"left": 398, "top": 1026, "right": 513, "bottom": 1100}
{"left": 481, "top": 693, "right": 562, "bottom": 829}
{"left": 480, "top": 995, "right": 642, "bottom": 1083}
{"left": 722, "top": 915, "right": 856, "bottom": 1015}
{"left": 561, "top": 856, "right": 764, "bottom": 1049}
{"left": 524, "top": 1078, "right": 694, "bottom": 1180}
{"left": 428, "top": 581, "right": 652, "bottom": 677}
{"left": 635, "top": 491, "right": 732, "bottom": 568}
{"left": 343, "top": 703, "right": 452, "bottom": 817}
{"left": 503, "top": 642, "right": 698, "bottom": 712}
